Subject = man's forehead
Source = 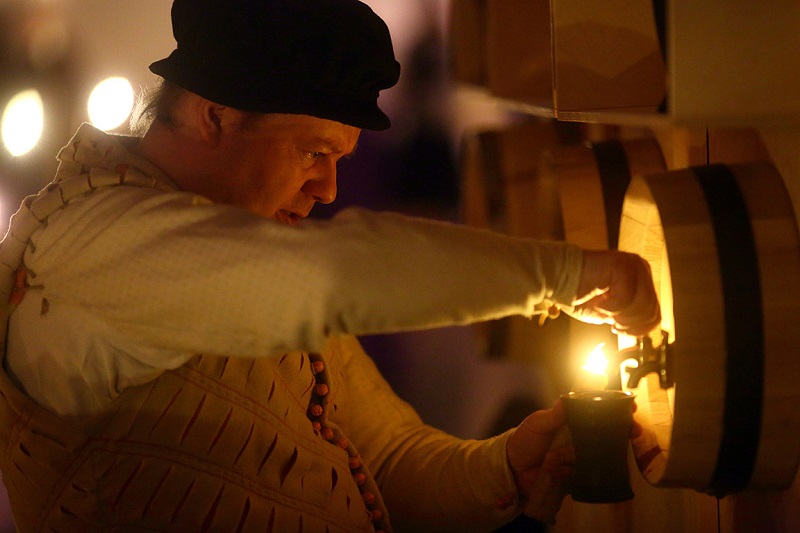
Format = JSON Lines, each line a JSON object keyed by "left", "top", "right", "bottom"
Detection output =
{"left": 279, "top": 116, "right": 361, "bottom": 153}
{"left": 245, "top": 113, "right": 360, "bottom": 147}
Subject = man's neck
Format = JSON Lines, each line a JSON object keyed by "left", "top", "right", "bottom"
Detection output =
{"left": 132, "top": 122, "right": 204, "bottom": 193}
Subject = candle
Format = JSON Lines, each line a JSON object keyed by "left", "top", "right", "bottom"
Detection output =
{"left": 572, "top": 343, "right": 609, "bottom": 392}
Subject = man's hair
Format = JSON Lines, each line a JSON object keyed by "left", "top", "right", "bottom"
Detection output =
{"left": 129, "top": 79, "right": 269, "bottom": 137}
{"left": 129, "top": 79, "right": 187, "bottom": 137}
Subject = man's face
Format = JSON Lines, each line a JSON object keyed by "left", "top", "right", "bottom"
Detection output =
{"left": 213, "top": 113, "right": 361, "bottom": 224}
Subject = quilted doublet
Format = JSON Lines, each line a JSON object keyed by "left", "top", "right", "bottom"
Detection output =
{"left": 0, "top": 349, "right": 381, "bottom": 532}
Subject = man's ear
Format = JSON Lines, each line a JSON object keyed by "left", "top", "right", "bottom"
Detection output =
{"left": 196, "top": 99, "right": 228, "bottom": 147}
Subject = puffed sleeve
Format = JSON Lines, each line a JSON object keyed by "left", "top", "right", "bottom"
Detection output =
{"left": 24, "top": 187, "right": 583, "bottom": 366}
{"left": 330, "top": 335, "right": 523, "bottom": 532}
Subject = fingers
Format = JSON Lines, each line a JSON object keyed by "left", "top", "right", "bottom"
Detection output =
{"left": 574, "top": 250, "right": 661, "bottom": 335}
{"left": 607, "top": 256, "right": 661, "bottom": 334}
{"left": 516, "top": 430, "right": 575, "bottom": 522}
{"left": 513, "top": 444, "right": 575, "bottom": 489}
{"left": 543, "top": 446, "right": 575, "bottom": 481}
{"left": 630, "top": 419, "right": 643, "bottom": 439}
{"left": 569, "top": 293, "right": 614, "bottom": 325}
{"left": 507, "top": 400, "right": 567, "bottom": 472}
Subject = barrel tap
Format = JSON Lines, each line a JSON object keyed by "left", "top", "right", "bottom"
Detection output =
{"left": 618, "top": 330, "right": 673, "bottom": 389}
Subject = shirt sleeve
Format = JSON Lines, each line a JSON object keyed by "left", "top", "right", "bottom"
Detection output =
{"left": 331, "top": 335, "right": 522, "bottom": 532}
{"left": 21, "top": 185, "right": 583, "bottom": 366}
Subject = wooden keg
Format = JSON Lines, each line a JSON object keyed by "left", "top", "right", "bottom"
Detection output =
{"left": 550, "top": 137, "right": 666, "bottom": 250}
{"left": 460, "top": 118, "right": 581, "bottom": 235}
{"left": 618, "top": 162, "right": 800, "bottom": 494}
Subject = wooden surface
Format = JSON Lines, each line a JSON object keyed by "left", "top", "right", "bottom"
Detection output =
{"left": 448, "top": 0, "right": 487, "bottom": 87}
{"left": 551, "top": 0, "right": 666, "bottom": 115}
{"left": 487, "top": 0, "right": 552, "bottom": 109}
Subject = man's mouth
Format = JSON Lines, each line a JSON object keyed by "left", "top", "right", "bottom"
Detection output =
{"left": 276, "top": 209, "right": 304, "bottom": 225}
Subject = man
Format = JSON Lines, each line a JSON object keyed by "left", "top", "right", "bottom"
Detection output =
{"left": 0, "top": 1, "right": 660, "bottom": 532}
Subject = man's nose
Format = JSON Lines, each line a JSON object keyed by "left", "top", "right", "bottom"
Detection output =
{"left": 302, "top": 159, "right": 337, "bottom": 204}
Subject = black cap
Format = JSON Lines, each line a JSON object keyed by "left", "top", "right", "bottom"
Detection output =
{"left": 149, "top": 0, "right": 401, "bottom": 130}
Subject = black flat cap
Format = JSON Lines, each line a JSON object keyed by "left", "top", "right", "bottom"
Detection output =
{"left": 150, "top": 0, "right": 401, "bottom": 130}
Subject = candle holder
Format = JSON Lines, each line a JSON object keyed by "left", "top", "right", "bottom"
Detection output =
{"left": 561, "top": 390, "right": 636, "bottom": 503}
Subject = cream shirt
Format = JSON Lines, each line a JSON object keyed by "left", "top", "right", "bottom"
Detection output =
{"left": 5, "top": 124, "right": 583, "bottom": 416}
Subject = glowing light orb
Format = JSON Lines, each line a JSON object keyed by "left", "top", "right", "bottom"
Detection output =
{"left": 88, "top": 77, "right": 134, "bottom": 130}
{"left": 582, "top": 343, "right": 609, "bottom": 376}
{"left": 2, "top": 89, "right": 44, "bottom": 157}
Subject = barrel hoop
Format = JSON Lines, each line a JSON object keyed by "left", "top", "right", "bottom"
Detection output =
{"left": 694, "top": 164, "right": 765, "bottom": 496}
{"left": 592, "top": 140, "right": 631, "bottom": 249}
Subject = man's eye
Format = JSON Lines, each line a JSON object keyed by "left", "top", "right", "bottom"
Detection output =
{"left": 306, "top": 151, "right": 323, "bottom": 159}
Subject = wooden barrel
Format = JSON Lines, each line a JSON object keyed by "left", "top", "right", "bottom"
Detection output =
{"left": 551, "top": 137, "right": 667, "bottom": 250}
{"left": 618, "top": 162, "right": 800, "bottom": 494}
{"left": 460, "top": 118, "right": 581, "bottom": 234}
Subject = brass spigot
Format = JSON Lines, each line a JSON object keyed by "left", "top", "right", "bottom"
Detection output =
{"left": 620, "top": 330, "right": 673, "bottom": 389}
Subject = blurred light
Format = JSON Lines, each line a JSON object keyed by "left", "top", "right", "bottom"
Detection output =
{"left": 88, "top": 77, "right": 134, "bottom": 130}
{"left": 2, "top": 90, "right": 45, "bottom": 157}
{"left": 582, "top": 343, "right": 609, "bottom": 376}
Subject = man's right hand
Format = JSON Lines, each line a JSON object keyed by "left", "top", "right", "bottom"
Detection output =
{"left": 565, "top": 250, "right": 661, "bottom": 336}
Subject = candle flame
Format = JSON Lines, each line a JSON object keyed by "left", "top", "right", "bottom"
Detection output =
{"left": 582, "top": 343, "right": 609, "bottom": 376}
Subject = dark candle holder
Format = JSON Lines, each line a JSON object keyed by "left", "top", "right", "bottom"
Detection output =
{"left": 561, "top": 390, "right": 636, "bottom": 503}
